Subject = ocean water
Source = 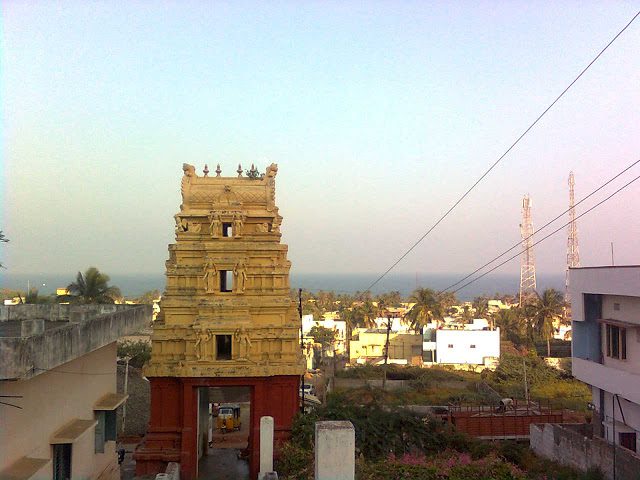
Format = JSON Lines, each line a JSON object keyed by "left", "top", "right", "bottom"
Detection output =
{"left": 0, "top": 271, "right": 565, "bottom": 301}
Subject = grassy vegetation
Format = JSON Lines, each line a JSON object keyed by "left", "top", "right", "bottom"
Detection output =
{"left": 334, "top": 348, "right": 591, "bottom": 411}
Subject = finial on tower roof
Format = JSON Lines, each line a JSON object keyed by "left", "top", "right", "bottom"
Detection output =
{"left": 203, "top": 164, "right": 209, "bottom": 177}
{"left": 215, "top": 164, "right": 222, "bottom": 177}
{"left": 237, "top": 164, "right": 243, "bottom": 177}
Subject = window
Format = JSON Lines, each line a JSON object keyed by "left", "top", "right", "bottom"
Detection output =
{"left": 605, "top": 324, "right": 627, "bottom": 360}
{"left": 222, "top": 223, "right": 233, "bottom": 237}
{"left": 613, "top": 302, "right": 620, "bottom": 311}
{"left": 448, "top": 344, "right": 454, "bottom": 349}
{"left": 470, "top": 345, "right": 476, "bottom": 349}
{"left": 216, "top": 335, "right": 232, "bottom": 360}
{"left": 220, "top": 271, "right": 233, "bottom": 292}
{"left": 94, "top": 410, "right": 117, "bottom": 453}
{"left": 95, "top": 411, "right": 106, "bottom": 453}
{"left": 619, "top": 432, "right": 637, "bottom": 453}
{"left": 53, "top": 444, "right": 71, "bottom": 480}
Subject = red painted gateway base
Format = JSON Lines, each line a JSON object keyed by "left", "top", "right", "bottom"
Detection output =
{"left": 134, "top": 375, "right": 299, "bottom": 480}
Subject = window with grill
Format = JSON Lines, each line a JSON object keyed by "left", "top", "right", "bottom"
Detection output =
{"left": 605, "top": 324, "right": 626, "bottom": 360}
{"left": 53, "top": 444, "right": 71, "bottom": 480}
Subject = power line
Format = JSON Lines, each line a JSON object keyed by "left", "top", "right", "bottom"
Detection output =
{"left": 32, "top": 367, "right": 117, "bottom": 376}
{"left": 439, "top": 158, "right": 640, "bottom": 294}
{"left": 364, "top": 9, "right": 640, "bottom": 293}
{"left": 448, "top": 172, "right": 640, "bottom": 295}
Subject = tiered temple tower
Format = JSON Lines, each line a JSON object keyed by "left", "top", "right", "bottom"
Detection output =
{"left": 135, "top": 163, "right": 305, "bottom": 480}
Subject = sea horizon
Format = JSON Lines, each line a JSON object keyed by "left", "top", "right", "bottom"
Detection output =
{"left": 0, "top": 271, "right": 565, "bottom": 302}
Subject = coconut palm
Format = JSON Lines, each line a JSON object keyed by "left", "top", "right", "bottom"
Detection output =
{"left": 533, "top": 288, "right": 566, "bottom": 357}
{"left": 472, "top": 296, "right": 489, "bottom": 320}
{"left": 493, "top": 308, "right": 526, "bottom": 345}
{"left": 65, "top": 267, "right": 121, "bottom": 304}
{"left": 404, "top": 288, "right": 444, "bottom": 333}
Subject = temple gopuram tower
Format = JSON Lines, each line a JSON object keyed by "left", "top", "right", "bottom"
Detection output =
{"left": 135, "top": 163, "right": 305, "bottom": 480}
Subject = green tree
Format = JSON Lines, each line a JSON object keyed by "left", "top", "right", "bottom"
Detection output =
{"left": 309, "top": 325, "right": 338, "bottom": 357}
{"left": 338, "top": 304, "right": 358, "bottom": 360}
{"left": 117, "top": 340, "right": 151, "bottom": 368}
{"left": 134, "top": 289, "right": 161, "bottom": 304}
{"left": 355, "top": 301, "right": 378, "bottom": 329}
{"left": 472, "top": 296, "right": 489, "bottom": 319}
{"left": 376, "top": 291, "right": 403, "bottom": 307}
{"left": 533, "top": 288, "right": 566, "bottom": 357}
{"left": 404, "top": 288, "right": 444, "bottom": 333}
{"left": 493, "top": 308, "right": 527, "bottom": 345}
{"left": 64, "top": 267, "right": 122, "bottom": 304}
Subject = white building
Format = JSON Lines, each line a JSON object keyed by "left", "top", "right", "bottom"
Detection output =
{"left": 0, "top": 304, "right": 149, "bottom": 480}
{"left": 571, "top": 265, "right": 640, "bottom": 454}
{"left": 302, "top": 314, "right": 347, "bottom": 355}
{"left": 423, "top": 323, "right": 500, "bottom": 367}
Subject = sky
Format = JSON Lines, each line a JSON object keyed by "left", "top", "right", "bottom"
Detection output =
{"left": 2, "top": 1, "right": 639, "bottom": 281}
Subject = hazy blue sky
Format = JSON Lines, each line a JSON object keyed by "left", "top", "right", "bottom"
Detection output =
{"left": 2, "top": 1, "right": 639, "bottom": 280}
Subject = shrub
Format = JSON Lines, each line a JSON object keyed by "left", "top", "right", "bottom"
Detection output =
{"left": 117, "top": 340, "right": 151, "bottom": 368}
{"left": 276, "top": 442, "right": 313, "bottom": 480}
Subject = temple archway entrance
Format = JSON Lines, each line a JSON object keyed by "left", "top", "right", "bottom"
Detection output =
{"left": 197, "top": 386, "right": 250, "bottom": 480}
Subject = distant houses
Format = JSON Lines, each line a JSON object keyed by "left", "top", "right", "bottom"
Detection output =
{"left": 302, "top": 302, "right": 502, "bottom": 369}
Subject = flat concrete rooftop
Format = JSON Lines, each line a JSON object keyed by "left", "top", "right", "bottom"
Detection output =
{"left": 0, "top": 304, "right": 152, "bottom": 380}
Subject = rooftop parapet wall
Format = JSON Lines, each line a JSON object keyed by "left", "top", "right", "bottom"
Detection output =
{"left": 0, "top": 304, "right": 136, "bottom": 323}
{"left": 0, "top": 305, "right": 151, "bottom": 380}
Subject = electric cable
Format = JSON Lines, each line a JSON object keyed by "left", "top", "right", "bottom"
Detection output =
{"left": 439, "top": 158, "right": 640, "bottom": 294}
{"left": 448, "top": 172, "right": 640, "bottom": 295}
{"left": 363, "top": 9, "right": 640, "bottom": 293}
{"left": 32, "top": 367, "right": 119, "bottom": 376}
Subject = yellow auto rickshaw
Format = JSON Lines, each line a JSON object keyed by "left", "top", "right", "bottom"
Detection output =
{"left": 216, "top": 403, "right": 241, "bottom": 433}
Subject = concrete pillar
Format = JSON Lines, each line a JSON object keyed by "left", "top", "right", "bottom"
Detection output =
{"left": 259, "top": 416, "right": 274, "bottom": 479}
{"left": 21, "top": 319, "right": 44, "bottom": 337}
{"left": 315, "top": 421, "right": 355, "bottom": 480}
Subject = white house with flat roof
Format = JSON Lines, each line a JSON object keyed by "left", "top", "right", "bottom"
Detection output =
{"left": 570, "top": 265, "right": 640, "bottom": 455}
{"left": 423, "top": 323, "right": 500, "bottom": 367}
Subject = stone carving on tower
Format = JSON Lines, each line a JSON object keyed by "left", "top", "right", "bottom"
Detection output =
{"left": 146, "top": 163, "right": 305, "bottom": 379}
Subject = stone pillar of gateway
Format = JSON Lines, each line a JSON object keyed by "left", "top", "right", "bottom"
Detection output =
{"left": 134, "top": 163, "right": 305, "bottom": 480}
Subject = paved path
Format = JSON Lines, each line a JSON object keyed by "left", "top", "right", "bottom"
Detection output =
{"left": 198, "top": 448, "right": 249, "bottom": 480}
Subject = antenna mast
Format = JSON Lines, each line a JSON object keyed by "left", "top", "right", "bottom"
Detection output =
{"left": 519, "top": 194, "right": 537, "bottom": 305}
{"left": 565, "top": 172, "right": 580, "bottom": 306}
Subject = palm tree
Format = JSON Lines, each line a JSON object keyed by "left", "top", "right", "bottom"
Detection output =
{"left": 404, "top": 288, "right": 444, "bottom": 333}
{"left": 472, "top": 296, "right": 489, "bottom": 320}
{"left": 493, "top": 308, "right": 526, "bottom": 344}
{"left": 65, "top": 267, "right": 121, "bottom": 304}
{"left": 533, "top": 288, "right": 566, "bottom": 357}
{"left": 338, "top": 304, "right": 357, "bottom": 361}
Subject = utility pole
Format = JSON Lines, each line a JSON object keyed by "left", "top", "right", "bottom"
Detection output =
{"left": 565, "top": 172, "right": 580, "bottom": 310}
{"left": 121, "top": 356, "right": 131, "bottom": 433}
{"left": 298, "top": 288, "right": 305, "bottom": 413}
{"left": 382, "top": 311, "right": 394, "bottom": 390}
{"left": 522, "top": 358, "right": 529, "bottom": 403}
{"left": 519, "top": 194, "right": 537, "bottom": 306}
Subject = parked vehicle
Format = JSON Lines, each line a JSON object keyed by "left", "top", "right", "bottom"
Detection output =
{"left": 300, "top": 383, "right": 315, "bottom": 396}
{"left": 216, "top": 404, "right": 241, "bottom": 433}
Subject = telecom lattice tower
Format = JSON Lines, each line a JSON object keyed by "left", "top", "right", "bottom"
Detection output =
{"left": 519, "top": 194, "right": 537, "bottom": 305}
{"left": 565, "top": 171, "right": 580, "bottom": 305}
